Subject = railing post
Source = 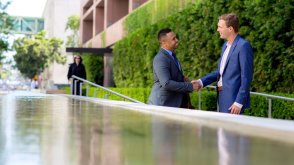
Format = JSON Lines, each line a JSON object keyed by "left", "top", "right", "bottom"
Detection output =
{"left": 79, "top": 83, "right": 83, "bottom": 96}
{"left": 104, "top": 93, "right": 110, "bottom": 99}
{"left": 70, "top": 78, "right": 73, "bottom": 95}
{"left": 268, "top": 98, "right": 272, "bottom": 118}
{"left": 94, "top": 89, "right": 98, "bottom": 97}
{"left": 198, "top": 90, "right": 201, "bottom": 110}
{"left": 86, "top": 85, "right": 89, "bottom": 97}
{"left": 74, "top": 80, "right": 77, "bottom": 95}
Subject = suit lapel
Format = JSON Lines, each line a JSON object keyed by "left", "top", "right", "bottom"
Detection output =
{"left": 160, "top": 48, "right": 183, "bottom": 73}
{"left": 223, "top": 35, "right": 240, "bottom": 73}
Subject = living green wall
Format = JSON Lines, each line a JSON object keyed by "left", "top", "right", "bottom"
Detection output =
{"left": 114, "top": 0, "right": 294, "bottom": 93}
{"left": 124, "top": 0, "right": 198, "bottom": 34}
{"left": 83, "top": 54, "right": 104, "bottom": 85}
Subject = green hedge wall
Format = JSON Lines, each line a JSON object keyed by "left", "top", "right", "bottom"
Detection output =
{"left": 114, "top": 0, "right": 294, "bottom": 93}
{"left": 124, "top": 0, "right": 197, "bottom": 34}
{"left": 83, "top": 54, "right": 104, "bottom": 85}
{"left": 63, "top": 87, "right": 294, "bottom": 119}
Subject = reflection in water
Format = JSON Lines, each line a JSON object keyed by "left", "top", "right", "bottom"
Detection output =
{"left": 218, "top": 128, "right": 249, "bottom": 165}
{"left": 152, "top": 116, "right": 219, "bottom": 165}
{"left": 1, "top": 95, "right": 42, "bottom": 165}
{"left": 0, "top": 93, "right": 294, "bottom": 165}
{"left": 152, "top": 117, "right": 178, "bottom": 165}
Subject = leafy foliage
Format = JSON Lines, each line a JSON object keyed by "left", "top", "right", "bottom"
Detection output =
{"left": 124, "top": 0, "right": 196, "bottom": 34}
{"left": 0, "top": 1, "right": 12, "bottom": 62}
{"left": 13, "top": 31, "right": 65, "bottom": 78}
{"left": 83, "top": 54, "right": 104, "bottom": 85}
{"left": 114, "top": 0, "right": 294, "bottom": 93}
{"left": 65, "top": 15, "right": 80, "bottom": 47}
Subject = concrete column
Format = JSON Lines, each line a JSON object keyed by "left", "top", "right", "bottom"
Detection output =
{"left": 103, "top": 53, "right": 114, "bottom": 87}
{"left": 129, "top": 0, "right": 133, "bottom": 13}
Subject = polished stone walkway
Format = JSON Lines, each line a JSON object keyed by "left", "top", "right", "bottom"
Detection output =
{"left": 0, "top": 91, "right": 294, "bottom": 165}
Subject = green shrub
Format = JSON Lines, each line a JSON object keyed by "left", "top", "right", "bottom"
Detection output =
{"left": 83, "top": 54, "right": 104, "bottom": 85}
{"left": 244, "top": 95, "right": 269, "bottom": 117}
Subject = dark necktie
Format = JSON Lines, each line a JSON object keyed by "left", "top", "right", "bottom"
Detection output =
{"left": 172, "top": 53, "right": 182, "bottom": 72}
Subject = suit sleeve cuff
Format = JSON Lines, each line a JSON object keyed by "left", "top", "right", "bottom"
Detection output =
{"left": 198, "top": 79, "right": 203, "bottom": 87}
{"left": 234, "top": 102, "right": 243, "bottom": 109}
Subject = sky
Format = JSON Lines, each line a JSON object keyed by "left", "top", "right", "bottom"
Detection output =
{"left": 5, "top": 0, "right": 47, "bottom": 17}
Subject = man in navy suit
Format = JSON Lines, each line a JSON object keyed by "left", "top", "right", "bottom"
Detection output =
{"left": 148, "top": 28, "right": 198, "bottom": 108}
{"left": 193, "top": 13, "right": 254, "bottom": 114}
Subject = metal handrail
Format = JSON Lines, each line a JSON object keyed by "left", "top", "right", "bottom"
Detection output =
{"left": 198, "top": 85, "right": 294, "bottom": 118}
{"left": 71, "top": 75, "right": 145, "bottom": 104}
{"left": 69, "top": 76, "right": 293, "bottom": 117}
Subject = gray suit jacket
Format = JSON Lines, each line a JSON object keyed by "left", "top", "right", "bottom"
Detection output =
{"left": 148, "top": 48, "right": 193, "bottom": 107}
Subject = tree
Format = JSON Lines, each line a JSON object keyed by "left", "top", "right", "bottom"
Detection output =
{"left": 65, "top": 15, "right": 80, "bottom": 47}
{"left": 13, "top": 31, "right": 66, "bottom": 78}
{"left": 0, "top": 1, "right": 12, "bottom": 62}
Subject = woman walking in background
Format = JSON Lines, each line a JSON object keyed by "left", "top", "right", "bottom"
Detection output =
{"left": 67, "top": 55, "right": 87, "bottom": 95}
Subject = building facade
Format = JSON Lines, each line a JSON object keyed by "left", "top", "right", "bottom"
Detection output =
{"left": 81, "top": 0, "right": 148, "bottom": 47}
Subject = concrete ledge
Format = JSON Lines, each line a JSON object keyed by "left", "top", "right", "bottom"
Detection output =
{"left": 60, "top": 94, "right": 294, "bottom": 144}
{"left": 45, "top": 90, "right": 66, "bottom": 94}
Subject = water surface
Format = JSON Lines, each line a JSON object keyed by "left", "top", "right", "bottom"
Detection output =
{"left": 0, "top": 92, "right": 293, "bottom": 165}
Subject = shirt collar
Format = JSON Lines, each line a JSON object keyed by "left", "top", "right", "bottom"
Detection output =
{"left": 162, "top": 48, "right": 173, "bottom": 56}
{"left": 226, "top": 42, "right": 232, "bottom": 48}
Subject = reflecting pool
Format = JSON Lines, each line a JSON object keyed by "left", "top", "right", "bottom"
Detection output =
{"left": 0, "top": 92, "right": 293, "bottom": 165}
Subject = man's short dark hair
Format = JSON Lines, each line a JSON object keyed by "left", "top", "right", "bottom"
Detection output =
{"left": 158, "top": 28, "right": 172, "bottom": 41}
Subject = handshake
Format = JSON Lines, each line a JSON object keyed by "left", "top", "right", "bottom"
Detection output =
{"left": 191, "top": 80, "right": 202, "bottom": 91}
{"left": 183, "top": 76, "right": 202, "bottom": 91}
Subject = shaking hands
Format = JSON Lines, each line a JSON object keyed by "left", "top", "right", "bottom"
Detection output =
{"left": 183, "top": 76, "right": 202, "bottom": 92}
{"left": 191, "top": 80, "right": 202, "bottom": 91}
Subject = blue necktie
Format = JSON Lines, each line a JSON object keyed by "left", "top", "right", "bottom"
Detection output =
{"left": 172, "top": 53, "right": 182, "bottom": 72}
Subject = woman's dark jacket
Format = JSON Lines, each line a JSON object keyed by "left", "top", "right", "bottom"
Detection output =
{"left": 67, "top": 63, "right": 87, "bottom": 80}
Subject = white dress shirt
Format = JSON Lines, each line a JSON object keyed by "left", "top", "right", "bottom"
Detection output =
{"left": 218, "top": 44, "right": 231, "bottom": 87}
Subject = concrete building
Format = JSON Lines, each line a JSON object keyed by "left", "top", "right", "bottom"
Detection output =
{"left": 43, "top": 0, "right": 80, "bottom": 88}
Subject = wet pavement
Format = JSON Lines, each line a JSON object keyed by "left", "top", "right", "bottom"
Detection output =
{"left": 0, "top": 91, "right": 294, "bottom": 165}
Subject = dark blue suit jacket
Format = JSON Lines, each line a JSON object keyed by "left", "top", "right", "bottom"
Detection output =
{"left": 200, "top": 35, "right": 253, "bottom": 113}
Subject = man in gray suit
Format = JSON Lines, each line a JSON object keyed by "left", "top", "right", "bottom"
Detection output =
{"left": 148, "top": 28, "right": 198, "bottom": 108}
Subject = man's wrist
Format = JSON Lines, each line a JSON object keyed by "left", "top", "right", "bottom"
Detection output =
{"left": 233, "top": 102, "right": 243, "bottom": 109}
